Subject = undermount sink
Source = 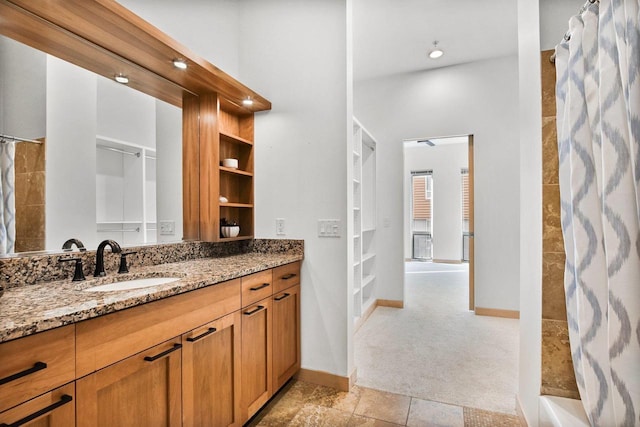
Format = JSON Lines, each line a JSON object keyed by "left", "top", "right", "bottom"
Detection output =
{"left": 82, "top": 277, "right": 180, "bottom": 292}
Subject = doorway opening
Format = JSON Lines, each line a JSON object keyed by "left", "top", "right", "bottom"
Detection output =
{"left": 354, "top": 134, "right": 518, "bottom": 415}
{"left": 403, "top": 135, "right": 474, "bottom": 309}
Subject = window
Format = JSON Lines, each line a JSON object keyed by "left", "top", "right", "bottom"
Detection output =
{"left": 411, "top": 171, "right": 432, "bottom": 259}
{"left": 461, "top": 168, "right": 469, "bottom": 262}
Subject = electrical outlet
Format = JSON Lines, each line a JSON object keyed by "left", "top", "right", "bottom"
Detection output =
{"left": 159, "top": 220, "right": 175, "bottom": 235}
{"left": 318, "top": 219, "right": 341, "bottom": 237}
{"left": 276, "top": 218, "right": 285, "bottom": 235}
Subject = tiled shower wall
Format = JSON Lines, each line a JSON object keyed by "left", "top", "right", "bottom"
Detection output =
{"left": 540, "top": 50, "right": 579, "bottom": 399}
{"left": 14, "top": 139, "right": 45, "bottom": 252}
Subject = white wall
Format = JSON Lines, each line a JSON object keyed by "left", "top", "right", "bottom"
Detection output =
{"left": 539, "top": 0, "right": 584, "bottom": 51}
{"left": 122, "top": 0, "right": 352, "bottom": 378}
{"left": 0, "top": 36, "right": 46, "bottom": 139}
{"left": 403, "top": 143, "right": 468, "bottom": 261}
{"left": 46, "top": 56, "right": 98, "bottom": 250}
{"left": 238, "top": 0, "right": 351, "bottom": 377}
{"left": 97, "top": 77, "right": 156, "bottom": 148}
{"left": 355, "top": 55, "right": 520, "bottom": 311}
{"left": 120, "top": 0, "right": 241, "bottom": 78}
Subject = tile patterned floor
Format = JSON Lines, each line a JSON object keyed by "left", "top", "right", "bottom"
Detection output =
{"left": 246, "top": 380, "right": 523, "bottom": 427}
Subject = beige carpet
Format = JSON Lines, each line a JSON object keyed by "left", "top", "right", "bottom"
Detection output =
{"left": 354, "top": 262, "right": 519, "bottom": 415}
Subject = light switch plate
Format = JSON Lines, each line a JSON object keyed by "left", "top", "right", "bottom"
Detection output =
{"left": 318, "top": 219, "right": 341, "bottom": 237}
{"left": 276, "top": 218, "right": 285, "bottom": 235}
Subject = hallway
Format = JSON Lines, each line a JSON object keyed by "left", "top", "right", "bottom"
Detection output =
{"left": 354, "top": 262, "right": 519, "bottom": 415}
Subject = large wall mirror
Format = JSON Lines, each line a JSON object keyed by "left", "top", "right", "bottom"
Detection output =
{"left": 0, "top": 34, "right": 184, "bottom": 255}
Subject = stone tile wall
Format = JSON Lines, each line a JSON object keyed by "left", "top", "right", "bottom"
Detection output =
{"left": 14, "top": 139, "right": 45, "bottom": 252}
{"left": 540, "top": 50, "right": 579, "bottom": 399}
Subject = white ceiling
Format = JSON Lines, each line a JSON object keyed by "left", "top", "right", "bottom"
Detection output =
{"left": 353, "top": 0, "right": 519, "bottom": 82}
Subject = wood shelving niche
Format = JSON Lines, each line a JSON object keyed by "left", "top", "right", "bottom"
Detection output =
{"left": 217, "top": 98, "right": 255, "bottom": 242}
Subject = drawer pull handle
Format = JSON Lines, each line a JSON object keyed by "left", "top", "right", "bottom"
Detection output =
{"left": 0, "top": 394, "right": 72, "bottom": 427}
{"left": 249, "top": 283, "right": 270, "bottom": 291}
{"left": 186, "top": 327, "right": 218, "bottom": 342}
{"left": 0, "top": 362, "right": 47, "bottom": 386}
{"left": 274, "top": 293, "right": 291, "bottom": 301}
{"left": 282, "top": 273, "right": 297, "bottom": 280}
{"left": 244, "top": 305, "right": 265, "bottom": 316}
{"left": 144, "top": 344, "right": 182, "bottom": 362}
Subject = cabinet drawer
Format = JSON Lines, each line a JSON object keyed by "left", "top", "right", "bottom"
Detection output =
{"left": 0, "top": 382, "right": 75, "bottom": 427}
{"left": 0, "top": 325, "right": 75, "bottom": 413}
{"left": 241, "top": 270, "right": 272, "bottom": 308}
{"left": 273, "top": 262, "right": 301, "bottom": 294}
{"left": 76, "top": 279, "right": 241, "bottom": 378}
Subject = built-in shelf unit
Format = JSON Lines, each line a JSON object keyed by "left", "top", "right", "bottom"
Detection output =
{"left": 351, "top": 118, "right": 377, "bottom": 329}
{"left": 96, "top": 134, "right": 157, "bottom": 246}
{"left": 216, "top": 98, "right": 255, "bottom": 241}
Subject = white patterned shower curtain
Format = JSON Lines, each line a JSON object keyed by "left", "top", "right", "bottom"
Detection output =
{"left": 0, "top": 141, "right": 15, "bottom": 255}
{"left": 555, "top": 0, "right": 640, "bottom": 425}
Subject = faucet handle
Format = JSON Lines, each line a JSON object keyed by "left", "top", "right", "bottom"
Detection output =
{"left": 118, "top": 251, "right": 138, "bottom": 274}
{"left": 58, "top": 257, "right": 86, "bottom": 282}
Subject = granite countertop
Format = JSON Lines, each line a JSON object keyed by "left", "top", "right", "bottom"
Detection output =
{"left": 0, "top": 252, "right": 302, "bottom": 343}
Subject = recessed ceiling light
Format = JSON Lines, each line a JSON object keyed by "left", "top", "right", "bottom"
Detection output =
{"left": 114, "top": 74, "right": 129, "bottom": 84}
{"left": 429, "top": 41, "right": 444, "bottom": 59}
{"left": 173, "top": 59, "right": 188, "bottom": 70}
{"left": 242, "top": 97, "right": 254, "bottom": 107}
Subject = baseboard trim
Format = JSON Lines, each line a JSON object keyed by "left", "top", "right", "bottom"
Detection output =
{"left": 516, "top": 394, "right": 529, "bottom": 426}
{"left": 377, "top": 299, "right": 404, "bottom": 308}
{"left": 475, "top": 307, "right": 520, "bottom": 319}
{"left": 355, "top": 299, "right": 378, "bottom": 332}
{"left": 296, "top": 368, "right": 350, "bottom": 392}
{"left": 432, "top": 259, "right": 463, "bottom": 264}
{"left": 349, "top": 367, "right": 357, "bottom": 388}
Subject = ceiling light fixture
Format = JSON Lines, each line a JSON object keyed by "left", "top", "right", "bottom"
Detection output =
{"left": 418, "top": 139, "right": 435, "bottom": 146}
{"left": 428, "top": 41, "right": 444, "bottom": 59}
{"left": 114, "top": 74, "right": 129, "bottom": 84}
{"left": 242, "top": 97, "right": 254, "bottom": 107}
{"left": 173, "top": 59, "right": 188, "bottom": 70}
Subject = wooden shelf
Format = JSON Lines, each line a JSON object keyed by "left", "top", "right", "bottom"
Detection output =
{"left": 220, "top": 166, "right": 253, "bottom": 177}
{"left": 220, "top": 202, "right": 253, "bottom": 208}
{"left": 218, "top": 235, "right": 254, "bottom": 242}
{"left": 220, "top": 131, "right": 253, "bottom": 146}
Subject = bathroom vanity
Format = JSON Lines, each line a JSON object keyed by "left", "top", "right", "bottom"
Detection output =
{"left": 0, "top": 1, "right": 298, "bottom": 425}
{"left": 0, "top": 243, "right": 302, "bottom": 426}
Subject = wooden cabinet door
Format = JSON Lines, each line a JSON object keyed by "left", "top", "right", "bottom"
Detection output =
{"left": 182, "top": 311, "right": 242, "bottom": 427}
{"left": 272, "top": 284, "right": 301, "bottom": 391}
{"left": 0, "top": 383, "right": 75, "bottom": 427}
{"left": 76, "top": 339, "right": 182, "bottom": 427}
{"left": 241, "top": 297, "right": 272, "bottom": 422}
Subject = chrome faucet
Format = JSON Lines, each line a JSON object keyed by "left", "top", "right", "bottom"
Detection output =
{"left": 62, "top": 238, "right": 86, "bottom": 252}
{"left": 94, "top": 240, "right": 122, "bottom": 277}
